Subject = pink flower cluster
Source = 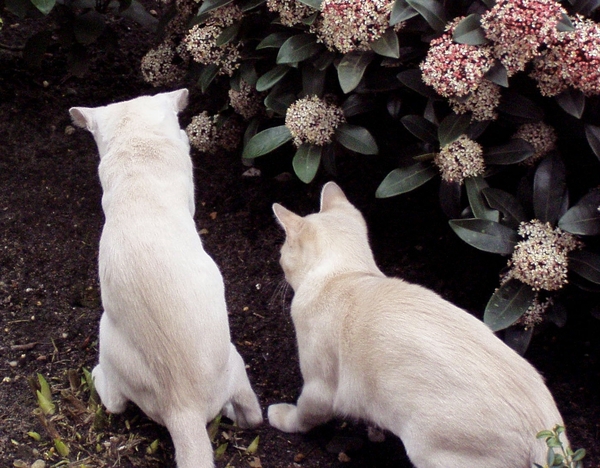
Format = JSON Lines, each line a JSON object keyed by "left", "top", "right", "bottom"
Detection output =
{"left": 480, "top": 0, "right": 566, "bottom": 76}
{"left": 421, "top": 18, "right": 495, "bottom": 98}
{"left": 531, "top": 15, "right": 600, "bottom": 96}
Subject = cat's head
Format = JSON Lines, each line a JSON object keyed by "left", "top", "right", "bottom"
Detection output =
{"left": 69, "top": 89, "right": 189, "bottom": 158}
{"left": 272, "top": 182, "right": 379, "bottom": 290}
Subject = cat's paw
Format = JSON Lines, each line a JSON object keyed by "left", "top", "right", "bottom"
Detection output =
{"left": 267, "top": 403, "right": 300, "bottom": 433}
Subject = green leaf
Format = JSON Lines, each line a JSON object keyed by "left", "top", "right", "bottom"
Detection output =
{"left": 301, "top": 11, "right": 319, "bottom": 25}
{"left": 465, "top": 177, "right": 500, "bottom": 222}
{"left": 198, "top": 64, "right": 220, "bottom": 93}
{"left": 277, "top": 34, "right": 322, "bottom": 64}
{"left": 533, "top": 152, "right": 567, "bottom": 224}
{"left": 572, "top": 448, "right": 587, "bottom": 462}
{"left": 239, "top": 0, "right": 266, "bottom": 11}
{"left": 498, "top": 91, "right": 544, "bottom": 121}
{"left": 342, "top": 94, "right": 378, "bottom": 117}
{"left": 302, "top": 64, "right": 326, "bottom": 97}
{"left": 504, "top": 325, "right": 533, "bottom": 355}
{"left": 37, "top": 373, "right": 52, "bottom": 403}
{"left": 243, "top": 117, "right": 260, "bottom": 147}
{"left": 257, "top": 32, "right": 291, "bottom": 50}
{"left": 37, "top": 390, "right": 56, "bottom": 416}
{"left": 485, "top": 61, "right": 509, "bottom": 87}
{"left": 311, "top": 49, "right": 337, "bottom": 70}
{"left": 559, "top": 193, "right": 600, "bottom": 235}
{"left": 483, "top": 138, "right": 535, "bottom": 165}
{"left": 256, "top": 65, "right": 291, "bottom": 92}
{"left": 555, "top": 88, "right": 585, "bottom": 119}
{"left": 198, "top": 0, "right": 234, "bottom": 16}
{"left": 449, "top": 218, "right": 518, "bottom": 255}
{"left": 387, "top": 97, "right": 403, "bottom": 119}
{"left": 406, "top": 0, "right": 446, "bottom": 31}
{"left": 5, "top": 0, "right": 30, "bottom": 18}
{"left": 569, "top": 250, "right": 600, "bottom": 285}
{"left": 573, "top": 0, "right": 600, "bottom": 16}
{"left": 482, "top": 187, "right": 527, "bottom": 228}
{"left": 216, "top": 22, "right": 240, "bottom": 46}
{"left": 30, "top": 0, "right": 55, "bottom": 15}
{"left": 264, "top": 88, "right": 295, "bottom": 116}
{"left": 242, "top": 125, "right": 292, "bottom": 159}
{"left": 438, "top": 113, "right": 471, "bottom": 147}
{"left": 370, "top": 28, "right": 400, "bottom": 58}
{"left": 585, "top": 124, "right": 600, "bottom": 162}
{"left": 337, "top": 51, "right": 374, "bottom": 94}
{"left": 54, "top": 438, "right": 70, "bottom": 457}
{"left": 214, "top": 442, "right": 228, "bottom": 460}
{"left": 557, "top": 12, "right": 575, "bottom": 31}
{"left": 401, "top": 115, "right": 438, "bottom": 145}
{"left": 293, "top": 144, "right": 322, "bottom": 183}
{"left": 74, "top": 11, "right": 106, "bottom": 45}
{"left": 375, "top": 162, "right": 437, "bottom": 198}
{"left": 390, "top": 0, "right": 419, "bottom": 26}
{"left": 335, "top": 123, "right": 378, "bottom": 155}
{"left": 484, "top": 279, "right": 535, "bottom": 331}
{"left": 246, "top": 435, "right": 260, "bottom": 454}
{"left": 452, "top": 14, "right": 489, "bottom": 45}
{"left": 239, "top": 62, "right": 258, "bottom": 87}
{"left": 397, "top": 69, "right": 438, "bottom": 98}
{"left": 297, "top": 0, "right": 322, "bottom": 7}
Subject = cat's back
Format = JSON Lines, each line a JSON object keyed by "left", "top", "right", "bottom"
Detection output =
{"left": 324, "top": 273, "right": 561, "bottom": 465}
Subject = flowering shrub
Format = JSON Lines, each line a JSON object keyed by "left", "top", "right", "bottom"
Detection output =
{"left": 2, "top": 0, "right": 157, "bottom": 75}
{"left": 141, "top": 0, "right": 600, "bottom": 353}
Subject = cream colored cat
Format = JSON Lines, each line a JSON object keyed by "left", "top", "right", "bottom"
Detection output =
{"left": 69, "top": 89, "right": 262, "bottom": 468}
{"left": 268, "top": 181, "right": 566, "bottom": 468}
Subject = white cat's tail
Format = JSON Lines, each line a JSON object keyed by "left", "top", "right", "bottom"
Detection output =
{"left": 166, "top": 411, "right": 215, "bottom": 468}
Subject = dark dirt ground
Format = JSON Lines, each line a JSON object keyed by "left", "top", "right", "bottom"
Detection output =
{"left": 1, "top": 5, "right": 599, "bottom": 467}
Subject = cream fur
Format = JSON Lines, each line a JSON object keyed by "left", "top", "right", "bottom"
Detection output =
{"left": 268, "top": 181, "right": 566, "bottom": 468}
{"left": 69, "top": 90, "right": 262, "bottom": 468}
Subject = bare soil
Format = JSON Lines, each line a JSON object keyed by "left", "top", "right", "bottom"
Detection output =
{"left": 1, "top": 6, "right": 599, "bottom": 468}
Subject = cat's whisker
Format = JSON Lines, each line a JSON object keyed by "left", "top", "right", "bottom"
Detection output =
{"left": 268, "top": 278, "right": 291, "bottom": 313}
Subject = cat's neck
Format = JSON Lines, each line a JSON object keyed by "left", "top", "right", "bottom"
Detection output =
{"left": 290, "top": 256, "right": 384, "bottom": 294}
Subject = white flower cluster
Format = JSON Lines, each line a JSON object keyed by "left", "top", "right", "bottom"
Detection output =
{"left": 141, "top": 41, "right": 188, "bottom": 87}
{"left": 183, "top": 4, "right": 243, "bottom": 76}
{"left": 448, "top": 80, "right": 501, "bottom": 122}
{"left": 314, "top": 0, "right": 398, "bottom": 54}
{"left": 267, "top": 0, "right": 316, "bottom": 26}
{"left": 186, "top": 112, "right": 243, "bottom": 154}
{"left": 514, "top": 122, "right": 557, "bottom": 165}
{"left": 507, "top": 220, "right": 581, "bottom": 291}
{"left": 433, "top": 135, "right": 485, "bottom": 184}
{"left": 285, "top": 96, "right": 346, "bottom": 147}
{"left": 228, "top": 80, "right": 264, "bottom": 120}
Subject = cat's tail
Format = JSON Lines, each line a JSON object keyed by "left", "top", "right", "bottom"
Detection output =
{"left": 165, "top": 411, "right": 215, "bottom": 468}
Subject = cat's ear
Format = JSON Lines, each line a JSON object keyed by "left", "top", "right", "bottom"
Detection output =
{"left": 69, "top": 107, "right": 95, "bottom": 131}
{"left": 273, "top": 203, "right": 304, "bottom": 235}
{"left": 161, "top": 88, "right": 189, "bottom": 113}
{"left": 320, "top": 182, "right": 348, "bottom": 212}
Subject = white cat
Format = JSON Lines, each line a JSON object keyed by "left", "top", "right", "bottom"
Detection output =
{"left": 69, "top": 89, "right": 262, "bottom": 468}
{"left": 268, "top": 181, "right": 566, "bottom": 468}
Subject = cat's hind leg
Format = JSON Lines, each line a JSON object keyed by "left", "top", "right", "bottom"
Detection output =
{"left": 268, "top": 380, "right": 334, "bottom": 433}
{"left": 166, "top": 411, "right": 215, "bottom": 468}
{"left": 223, "top": 344, "right": 263, "bottom": 428}
{"left": 92, "top": 363, "right": 128, "bottom": 414}
{"left": 92, "top": 313, "right": 128, "bottom": 413}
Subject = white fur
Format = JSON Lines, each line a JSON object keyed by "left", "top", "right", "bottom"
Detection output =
{"left": 69, "top": 89, "right": 262, "bottom": 468}
{"left": 268, "top": 181, "right": 566, "bottom": 468}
